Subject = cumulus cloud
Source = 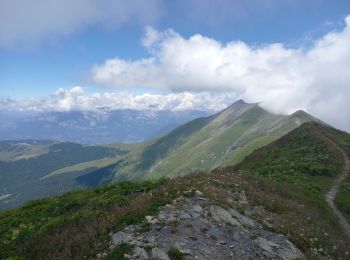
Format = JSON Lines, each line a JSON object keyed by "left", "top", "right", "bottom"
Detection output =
{"left": 89, "top": 15, "right": 350, "bottom": 131}
{"left": 0, "top": 87, "right": 237, "bottom": 113}
{"left": 0, "top": 0, "right": 161, "bottom": 48}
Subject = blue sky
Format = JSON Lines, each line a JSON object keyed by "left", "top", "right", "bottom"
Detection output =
{"left": 1, "top": 0, "right": 350, "bottom": 98}
{"left": 1, "top": 0, "right": 350, "bottom": 131}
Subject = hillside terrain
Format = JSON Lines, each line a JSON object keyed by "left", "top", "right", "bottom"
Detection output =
{"left": 0, "top": 141, "right": 126, "bottom": 210}
{"left": 105, "top": 100, "right": 319, "bottom": 180}
{"left": 1, "top": 122, "right": 349, "bottom": 259}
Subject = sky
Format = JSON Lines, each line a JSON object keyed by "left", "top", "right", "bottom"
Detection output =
{"left": 1, "top": 0, "right": 350, "bottom": 131}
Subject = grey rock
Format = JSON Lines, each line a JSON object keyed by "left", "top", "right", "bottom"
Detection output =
{"left": 233, "top": 231, "right": 240, "bottom": 241}
{"left": 192, "top": 204, "right": 203, "bottom": 213}
{"left": 209, "top": 205, "right": 241, "bottom": 226}
{"left": 278, "top": 240, "right": 305, "bottom": 260}
{"left": 179, "top": 210, "right": 192, "bottom": 219}
{"left": 145, "top": 215, "right": 159, "bottom": 224}
{"left": 133, "top": 246, "right": 149, "bottom": 259}
{"left": 129, "top": 240, "right": 148, "bottom": 248}
{"left": 195, "top": 190, "right": 203, "bottom": 196}
{"left": 255, "top": 237, "right": 279, "bottom": 254}
{"left": 111, "top": 231, "right": 133, "bottom": 246}
{"left": 151, "top": 247, "right": 170, "bottom": 260}
{"left": 228, "top": 208, "right": 255, "bottom": 227}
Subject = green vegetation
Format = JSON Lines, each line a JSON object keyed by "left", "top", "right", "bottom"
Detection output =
{"left": 237, "top": 122, "right": 343, "bottom": 194}
{"left": 168, "top": 247, "right": 185, "bottom": 260}
{"left": 111, "top": 101, "right": 316, "bottom": 181}
{"left": 0, "top": 178, "right": 181, "bottom": 259}
{"left": 335, "top": 179, "right": 350, "bottom": 221}
{"left": 233, "top": 122, "right": 350, "bottom": 257}
{"left": 105, "top": 243, "right": 131, "bottom": 260}
{"left": 0, "top": 142, "right": 126, "bottom": 210}
{"left": 0, "top": 140, "right": 52, "bottom": 161}
{"left": 321, "top": 125, "right": 350, "bottom": 222}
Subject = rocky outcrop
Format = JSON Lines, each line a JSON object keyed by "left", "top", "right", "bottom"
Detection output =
{"left": 104, "top": 191, "right": 304, "bottom": 259}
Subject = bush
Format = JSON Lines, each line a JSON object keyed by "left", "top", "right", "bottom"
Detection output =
{"left": 168, "top": 247, "right": 185, "bottom": 260}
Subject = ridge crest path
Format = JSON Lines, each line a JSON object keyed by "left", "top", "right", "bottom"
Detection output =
{"left": 325, "top": 140, "right": 350, "bottom": 239}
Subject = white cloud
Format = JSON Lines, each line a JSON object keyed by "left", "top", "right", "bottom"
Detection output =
{"left": 0, "top": 87, "right": 238, "bottom": 113}
{"left": 89, "top": 15, "right": 350, "bottom": 131}
{"left": 0, "top": 0, "right": 161, "bottom": 48}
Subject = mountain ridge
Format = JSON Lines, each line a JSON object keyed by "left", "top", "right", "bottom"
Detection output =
{"left": 110, "top": 100, "right": 319, "bottom": 181}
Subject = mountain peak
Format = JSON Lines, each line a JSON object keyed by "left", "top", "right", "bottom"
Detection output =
{"left": 233, "top": 99, "right": 247, "bottom": 105}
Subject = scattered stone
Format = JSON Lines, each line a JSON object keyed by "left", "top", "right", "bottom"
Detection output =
{"left": 151, "top": 247, "right": 170, "bottom": 260}
{"left": 180, "top": 249, "right": 192, "bottom": 255}
{"left": 132, "top": 246, "right": 149, "bottom": 259}
{"left": 107, "top": 194, "right": 304, "bottom": 260}
{"left": 145, "top": 215, "right": 159, "bottom": 224}
{"left": 255, "top": 237, "right": 279, "bottom": 254}
{"left": 179, "top": 210, "right": 192, "bottom": 219}
{"left": 192, "top": 204, "right": 203, "bottom": 213}
{"left": 277, "top": 240, "right": 305, "bottom": 260}
{"left": 195, "top": 190, "right": 203, "bottom": 196}
{"left": 233, "top": 231, "right": 240, "bottom": 241}
{"left": 209, "top": 205, "right": 241, "bottom": 226}
{"left": 228, "top": 208, "right": 255, "bottom": 227}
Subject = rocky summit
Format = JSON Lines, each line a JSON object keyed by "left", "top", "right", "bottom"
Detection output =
{"left": 106, "top": 191, "right": 304, "bottom": 260}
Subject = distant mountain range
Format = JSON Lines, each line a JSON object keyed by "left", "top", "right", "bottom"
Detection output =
{"left": 0, "top": 100, "right": 320, "bottom": 209}
{"left": 0, "top": 109, "right": 210, "bottom": 144}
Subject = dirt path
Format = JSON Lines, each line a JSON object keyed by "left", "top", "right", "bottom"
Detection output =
{"left": 325, "top": 142, "right": 350, "bottom": 239}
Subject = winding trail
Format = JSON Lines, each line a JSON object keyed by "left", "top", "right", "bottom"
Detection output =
{"left": 325, "top": 140, "right": 350, "bottom": 239}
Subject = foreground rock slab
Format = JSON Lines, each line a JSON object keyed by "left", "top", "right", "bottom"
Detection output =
{"left": 107, "top": 191, "right": 304, "bottom": 260}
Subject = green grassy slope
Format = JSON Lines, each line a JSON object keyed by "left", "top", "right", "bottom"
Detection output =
{"left": 239, "top": 120, "right": 350, "bottom": 223}
{"left": 0, "top": 142, "right": 127, "bottom": 210}
{"left": 237, "top": 122, "right": 343, "bottom": 192}
{"left": 111, "top": 100, "right": 317, "bottom": 180}
{"left": 0, "top": 140, "right": 52, "bottom": 161}
{"left": 0, "top": 179, "right": 173, "bottom": 259}
{"left": 236, "top": 122, "right": 350, "bottom": 239}
{"left": 316, "top": 125, "right": 350, "bottom": 222}
{"left": 228, "top": 122, "right": 350, "bottom": 256}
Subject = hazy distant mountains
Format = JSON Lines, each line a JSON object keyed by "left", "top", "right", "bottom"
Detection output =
{"left": 0, "top": 108, "right": 210, "bottom": 144}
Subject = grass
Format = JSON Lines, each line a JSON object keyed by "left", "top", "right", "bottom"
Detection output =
{"left": 315, "top": 123, "right": 350, "bottom": 222}
{"left": 168, "top": 247, "right": 185, "bottom": 260}
{"left": 335, "top": 177, "right": 350, "bottom": 221}
{"left": 41, "top": 157, "right": 118, "bottom": 180}
{"left": 105, "top": 243, "right": 131, "bottom": 260}
{"left": 0, "top": 178, "right": 184, "bottom": 259}
{"left": 230, "top": 122, "right": 350, "bottom": 257}
{"left": 119, "top": 103, "right": 313, "bottom": 180}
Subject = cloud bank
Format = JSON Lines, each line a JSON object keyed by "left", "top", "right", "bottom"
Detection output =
{"left": 89, "top": 16, "right": 350, "bottom": 131}
{"left": 0, "top": 0, "right": 160, "bottom": 48}
{"left": 0, "top": 87, "right": 237, "bottom": 113}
